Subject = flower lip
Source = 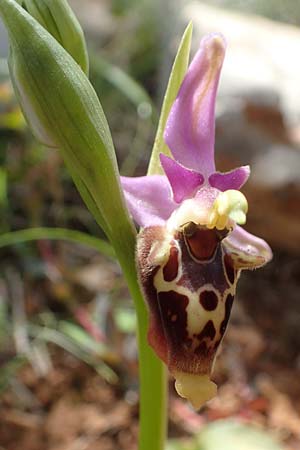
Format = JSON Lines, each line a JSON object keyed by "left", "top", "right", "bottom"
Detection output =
{"left": 174, "top": 372, "right": 217, "bottom": 410}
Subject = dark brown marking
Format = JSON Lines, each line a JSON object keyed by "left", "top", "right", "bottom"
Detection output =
{"left": 184, "top": 224, "right": 220, "bottom": 261}
{"left": 194, "top": 341, "right": 208, "bottom": 356}
{"left": 214, "top": 338, "right": 221, "bottom": 350}
{"left": 158, "top": 291, "right": 189, "bottom": 345}
{"left": 224, "top": 253, "right": 235, "bottom": 284}
{"left": 137, "top": 226, "right": 169, "bottom": 363}
{"left": 196, "top": 320, "right": 216, "bottom": 341}
{"left": 199, "top": 290, "right": 218, "bottom": 311}
{"left": 220, "top": 294, "right": 234, "bottom": 335}
{"left": 163, "top": 245, "right": 179, "bottom": 282}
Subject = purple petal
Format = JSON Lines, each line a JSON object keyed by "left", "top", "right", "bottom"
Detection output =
{"left": 164, "top": 33, "right": 226, "bottom": 176}
{"left": 121, "top": 175, "right": 177, "bottom": 228}
{"left": 209, "top": 166, "right": 250, "bottom": 191}
{"left": 159, "top": 154, "right": 204, "bottom": 203}
{"left": 223, "top": 226, "right": 272, "bottom": 269}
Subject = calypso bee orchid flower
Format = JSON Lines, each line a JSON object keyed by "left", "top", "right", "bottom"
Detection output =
{"left": 121, "top": 33, "right": 272, "bottom": 409}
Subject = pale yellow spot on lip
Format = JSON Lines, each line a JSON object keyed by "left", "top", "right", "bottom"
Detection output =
{"left": 174, "top": 371, "right": 217, "bottom": 410}
{"left": 148, "top": 233, "right": 172, "bottom": 265}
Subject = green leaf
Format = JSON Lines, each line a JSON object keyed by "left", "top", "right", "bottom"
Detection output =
{"left": 0, "top": 356, "right": 26, "bottom": 393}
{"left": 147, "top": 22, "right": 193, "bottom": 175}
{"left": 19, "top": 0, "right": 89, "bottom": 74}
{"left": 167, "top": 420, "right": 284, "bottom": 450}
{"left": 58, "top": 320, "right": 106, "bottom": 355}
{"left": 0, "top": 167, "right": 7, "bottom": 208}
{"left": 114, "top": 307, "right": 136, "bottom": 333}
{"left": 0, "top": 227, "right": 115, "bottom": 259}
{"left": 0, "top": 292, "right": 9, "bottom": 342}
{"left": 29, "top": 323, "right": 118, "bottom": 383}
{"left": 0, "top": 0, "right": 136, "bottom": 261}
{"left": 166, "top": 440, "right": 197, "bottom": 450}
{"left": 197, "top": 420, "right": 284, "bottom": 450}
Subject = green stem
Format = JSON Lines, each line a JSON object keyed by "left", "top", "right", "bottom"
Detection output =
{"left": 0, "top": 227, "right": 114, "bottom": 258}
{"left": 115, "top": 237, "right": 168, "bottom": 450}
{"left": 138, "top": 302, "right": 168, "bottom": 450}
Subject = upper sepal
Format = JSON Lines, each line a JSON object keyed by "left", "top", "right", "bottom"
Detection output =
{"left": 147, "top": 22, "right": 193, "bottom": 175}
{"left": 164, "top": 33, "right": 226, "bottom": 176}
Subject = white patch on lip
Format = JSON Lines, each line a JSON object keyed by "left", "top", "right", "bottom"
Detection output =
{"left": 154, "top": 267, "right": 233, "bottom": 346}
{"left": 187, "top": 285, "right": 222, "bottom": 339}
{"left": 148, "top": 236, "right": 171, "bottom": 266}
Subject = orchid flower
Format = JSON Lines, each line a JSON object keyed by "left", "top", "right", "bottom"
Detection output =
{"left": 0, "top": 0, "right": 272, "bottom": 428}
{"left": 121, "top": 34, "right": 272, "bottom": 409}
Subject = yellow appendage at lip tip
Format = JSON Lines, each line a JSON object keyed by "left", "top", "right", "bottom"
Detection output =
{"left": 207, "top": 189, "right": 248, "bottom": 230}
{"left": 174, "top": 372, "right": 217, "bottom": 410}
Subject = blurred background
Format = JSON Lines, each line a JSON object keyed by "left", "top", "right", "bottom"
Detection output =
{"left": 0, "top": 1, "right": 300, "bottom": 449}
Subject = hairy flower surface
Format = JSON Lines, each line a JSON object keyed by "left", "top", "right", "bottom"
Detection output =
{"left": 121, "top": 33, "right": 272, "bottom": 409}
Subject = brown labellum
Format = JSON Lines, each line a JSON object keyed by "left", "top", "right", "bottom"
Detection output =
{"left": 136, "top": 222, "right": 239, "bottom": 408}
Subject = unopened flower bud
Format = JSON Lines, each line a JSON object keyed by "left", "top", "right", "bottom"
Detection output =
{"left": 16, "top": 0, "right": 88, "bottom": 74}
{"left": 0, "top": 0, "right": 135, "bottom": 250}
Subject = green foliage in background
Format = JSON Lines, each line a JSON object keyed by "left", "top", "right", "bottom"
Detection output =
{"left": 167, "top": 420, "right": 284, "bottom": 450}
